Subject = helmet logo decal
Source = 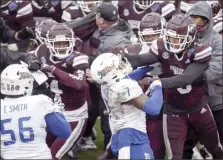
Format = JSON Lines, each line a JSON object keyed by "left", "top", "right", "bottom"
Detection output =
{"left": 123, "top": 9, "right": 130, "bottom": 16}
{"left": 18, "top": 72, "right": 33, "bottom": 80}
{"left": 1, "top": 83, "right": 20, "bottom": 92}
{"left": 162, "top": 51, "right": 170, "bottom": 59}
{"left": 97, "top": 62, "right": 115, "bottom": 79}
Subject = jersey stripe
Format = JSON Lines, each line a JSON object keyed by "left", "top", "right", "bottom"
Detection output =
{"left": 16, "top": 3, "right": 33, "bottom": 18}
{"left": 72, "top": 55, "right": 89, "bottom": 67}
{"left": 194, "top": 46, "right": 212, "bottom": 60}
{"left": 61, "top": 10, "right": 72, "bottom": 22}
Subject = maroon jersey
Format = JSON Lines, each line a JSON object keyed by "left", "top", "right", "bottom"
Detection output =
{"left": 150, "top": 39, "right": 211, "bottom": 114}
{"left": 34, "top": 44, "right": 89, "bottom": 111}
{"left": 61, "top": 5, "right": 85, "bottom": 22}
{"left": 30, "top": 1, "right": 74, "bottom": 22}
{"left": 30, "top": 0, "right": 49, "bottom": 18}
{"left": 117, "top": 0, "right": 175, "bottom": 29}
{"left": 0, "top": 1, "right": 36, "bottom": 31}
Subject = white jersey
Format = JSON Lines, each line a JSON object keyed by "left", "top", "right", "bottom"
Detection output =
{"left": 101, "top": 78, "right": 146, "bottom": 134}
{"left": 1, "top": 95, "right": 56, "bottom": 159}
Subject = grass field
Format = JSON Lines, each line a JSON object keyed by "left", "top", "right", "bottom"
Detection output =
{"left": 79, "top": 119, "right": 104, "bottom": 159}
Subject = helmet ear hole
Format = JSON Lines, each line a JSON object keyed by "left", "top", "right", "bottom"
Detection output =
{"left": 112, "top": 75, "right": 117, "bottom": 79}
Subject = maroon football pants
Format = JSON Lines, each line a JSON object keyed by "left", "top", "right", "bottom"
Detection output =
{"left": 146, "top": 115, "right": 165, "bottom": 159}
{"left": 46, "top": 118, "right": 87, "bottom": 159}
{"left": 163, "top": 105, "right": 223, "bottom": 159}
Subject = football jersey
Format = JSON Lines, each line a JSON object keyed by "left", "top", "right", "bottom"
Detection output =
{"left": 117, "top": 0, "right": 175, "bottom": 30}
{"left": 0, "top": 1, "right": 36, "bottom": 31}
{"left": 1, "top": 95, "right": 56, "bottom": 159}
{"left": 34, "top": 44, "right": 89, "bottom": 122}
{"left": 150, "top": 39, "right": 211, "bottom": 114}
{"left": 213, "top": 9, "right": 222, "bottom": 34}
{"left": 61, "top": 5, "right": 85, "bottom": 22}
{"left": 101, "top": 78, "right": 146, "bottom": 134}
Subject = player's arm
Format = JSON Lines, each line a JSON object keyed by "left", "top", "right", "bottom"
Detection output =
{"left": 161, "top": 2, "right": 176, "bottom": 21}
{"left": 52, "top": 67, "right": 86, "bottom": 91}
{"left": 0, "top": 18, "right": 16, "bottom": 43}
{"left": 121, "top": 80, "right": 163, "bottom": 115}
{"left": 44, "top": 54, "right": 89, "bottom": 91}
{"left": 41, "top": 95, "right": 71, "bottom": 139}
{"left": 124, "top": 40, "right": 160, "bottom": 68}
{"left": 130, "top": 81, "right": 163, "bottom": 115}
{"left": 160, "top": 62, "right": 208, "bottom": 88}
{"left": 45, "top": 112, "right": 71, "bottom": 139}
{"left": 127, "top": 65, "right": 154, "bottom": 81}
{"left": 16, "top": 1, "right": 36, "bottom": 28}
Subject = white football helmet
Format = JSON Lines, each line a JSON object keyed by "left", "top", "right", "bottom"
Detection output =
{"left": 90, "top": 53, "right": 133, "bottom": 87}
{"left": 77, "top": 0, "right": 102, "bottom": 13}
{"left": 1, "top": 64, "right": 34, "bottom": 96}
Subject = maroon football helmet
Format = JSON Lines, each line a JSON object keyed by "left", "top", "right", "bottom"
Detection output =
{"left": 35, "top": 19, "right": 58, "bottom": 44}
{"left": 46, "top": 23, "right": 76, "bottom": 59}
{"left": 206, "top": 1, "right": 221, "bottom": 18}
{"left": 163, "top": 14, "right": 197, "bottom": 54}
{"left": 133, "top": 0, "right": 155, "bottom": 10}
{"left": 138, "top": 12, "right": 166, "bottom": 45}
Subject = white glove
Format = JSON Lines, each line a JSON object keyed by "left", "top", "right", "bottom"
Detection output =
{"left": 54, "top": 96, "right": 65, "bottom": 112}
{"left": 145, "top": 80, "right": 162, "bottom": 95}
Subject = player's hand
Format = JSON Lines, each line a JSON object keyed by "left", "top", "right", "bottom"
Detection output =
{"left": 86, "top": 68, "right": 94, "bottom": 83}
{"left": 28, "top": 62, "right": 41, "bottom": 71}
{"left": 138, "top": 77, "right": 153, "bottom": 91}
{"left": 145, "top": 79, "right": 162, "bottom": 95}
{"left": 16, "top": 27, "right": 35, "bottom": 40}
{"left": 110, "top": 46, "right": 126, "bottom": 55}
{"left": 42, "top": 64, "right": 56, "bottom": 73}
{"left": 54, "top": 97, "right": 65, "bottom": 112}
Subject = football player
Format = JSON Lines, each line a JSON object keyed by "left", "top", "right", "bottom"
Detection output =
{"left": 0, "top": 0, "right": 36, "bottom": 31}
{"left": 62, "top": 0, "right": 103, "bottom": 22}
{"left": 90, "top": 52, "right": 163, "bottom": 159}
{"left": 110, "top": 12, "right": 165, "bottom": 159}
{"left": 33, "top": 23, "right": 89, "bottom": 159}
{"left": 183, "top": 1, "right": 223, "bottom": 159}
{"left": 1, "top": 0, "right": 36, "bottom": 51}
{"left": 116, "top": 0, "right": 175, "bottom": 43}
{"left": 121, "top": 14, "right": 223, "bottom": 159}
{"left": 1, "top": 64, "right": 71, "bottom": 159}
{"left": 30, "top": 0, "right": 74, "bottom": 22}
{"left": 208, "top": 1, "right": 222, "bottom": 36}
